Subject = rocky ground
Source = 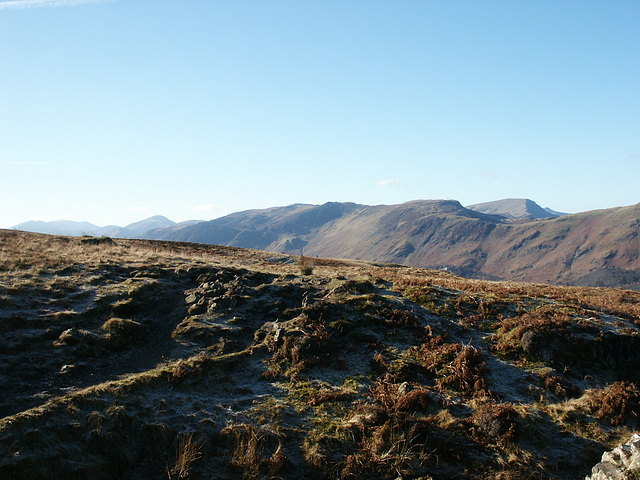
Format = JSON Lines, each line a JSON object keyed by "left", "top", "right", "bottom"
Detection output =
{"left": 0, "top": 230, "right": 639, "bottom": 479}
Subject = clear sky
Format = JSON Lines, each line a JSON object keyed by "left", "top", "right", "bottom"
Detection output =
{"left": 1, "top": 0, "right": 639, "bottom": 228}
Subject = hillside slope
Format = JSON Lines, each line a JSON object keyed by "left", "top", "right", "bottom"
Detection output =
{"left": 0, "top": 230, "right": 639, "bottom": 479}
{"left": 159, "top": 200, "right": 640, "bottom": 289}
{"left": 151, "top": 201, "right": 364, "bottom": 250}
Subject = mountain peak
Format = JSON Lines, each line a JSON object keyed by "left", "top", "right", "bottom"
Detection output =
{"left": 466, "top": 198, "right": 558, "bottom": 220}
{"left": 124, "top": 216, "right": 176, "bottom": 236}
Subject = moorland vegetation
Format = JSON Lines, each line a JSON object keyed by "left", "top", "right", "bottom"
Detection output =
{"left": 0, "top": 230, "right": 639, "bottom": 479}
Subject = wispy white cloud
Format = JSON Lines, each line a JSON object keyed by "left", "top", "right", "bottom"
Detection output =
{"left": 189, "top": 204, "right": 219, "bottom": 212}
{"left": 0, "top": 0, "right": 111, "bottom": 9}
{"left": 129, "top": 206, "right": 149, "bottom": 213}
{"left": 476, "top": 172, "right": 499, "bottom": 179}
{"left": 376, "top": 179, "right": 400, "bottom": 188}
{"left": 0, "top": 161, "right": 51, "bottom": 165}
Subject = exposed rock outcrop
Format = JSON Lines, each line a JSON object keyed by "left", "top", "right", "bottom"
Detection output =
{"left": 587, "top": 434, "right": 640, "bottom": 479}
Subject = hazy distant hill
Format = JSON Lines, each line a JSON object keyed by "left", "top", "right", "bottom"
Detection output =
{"left": 124, "top": 215, "right": 175, "bottom": 237}
{"left": 159, "top": 200, "right": 640, "bottom": 289}
{"left": 141, "top": 220, "right": 203, "bottom": 240}
{"left": 12, "top": 216, "right": 176, "bottom": 239}
{"left": 11, "top": 220, "right": 129, "bottom": 238}
{"left": 544, "top": 206, "right": 569, "bottom": 217}
{"left": 466, "top": 198, "right": 562, "bottom": 220}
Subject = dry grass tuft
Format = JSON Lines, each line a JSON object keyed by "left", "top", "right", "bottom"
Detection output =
{"left": 297, "top": 255, "right": 314, "bottom": 275}
{"left": 412, "top": 335, "right": 487, "bottom": 396}
{"left": 167, "top": 433, "right": 202, "bottom": 480}
{"left": 467, "top": 401, "right": 519, "bottom": 445}
{"left": 370, "top": 379, "right": 434, "bottom": 413}
{"left": 222, "top": 424, "right": 287, "bottom": 479}
{"left": 583, "top": 381, "right": 640, "bottom": 426}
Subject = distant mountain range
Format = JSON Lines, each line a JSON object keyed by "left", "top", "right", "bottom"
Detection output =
{"left": 11, "top": 198, "right": 640, "bottom": 289}
{"left": 12, "top": 215, "right": 199, "bottom": 239}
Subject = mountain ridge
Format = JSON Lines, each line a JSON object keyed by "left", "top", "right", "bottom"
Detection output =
{"left": 11, "top": 199, "right": 640, "bottom": 289}
{"left": 466, "top": 198, "right": 565, "bottom": 220}
{"left": 12, "top": 215, "right": 193, "bottom": 239}
{"left": 153, "top": 199, "right": 640, "bottom": 289}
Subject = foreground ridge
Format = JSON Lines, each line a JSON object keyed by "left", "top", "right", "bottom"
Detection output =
{"left": 0, "top": 230, "right": 639, "bottom": 479}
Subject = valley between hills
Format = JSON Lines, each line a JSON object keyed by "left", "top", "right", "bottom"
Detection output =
{"left": 1, "top": 230, "right": 639, "bottom": 479}
{"left": 13, "top": 198, "right": 640, "bottom": 291}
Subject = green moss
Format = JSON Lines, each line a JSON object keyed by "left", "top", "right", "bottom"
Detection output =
{"left": 341, "top": 376, "right": 364, "bottom": 392}
{"left": 328, "top": 318, "right": 353, "bottom": 332}
{"left": 285, "top": 380, "right": 321, "bottom": 412}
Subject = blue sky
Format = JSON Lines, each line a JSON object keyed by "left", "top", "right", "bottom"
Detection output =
{"left": 1, "top": 0, "right": 638, "bottom": 228}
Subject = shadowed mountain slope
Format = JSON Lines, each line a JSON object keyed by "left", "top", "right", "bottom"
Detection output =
{"left": 150, "top": 201, "right": 363, "bottom": 250}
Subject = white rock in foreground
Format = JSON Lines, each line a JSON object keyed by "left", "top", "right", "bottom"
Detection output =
{"left": 586, "top": 434, "right": 640, "bottom": 480}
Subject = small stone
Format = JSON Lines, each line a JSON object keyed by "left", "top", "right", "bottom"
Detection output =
{"left": 59, "top": 364, "right": 75, "bottom": 374}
